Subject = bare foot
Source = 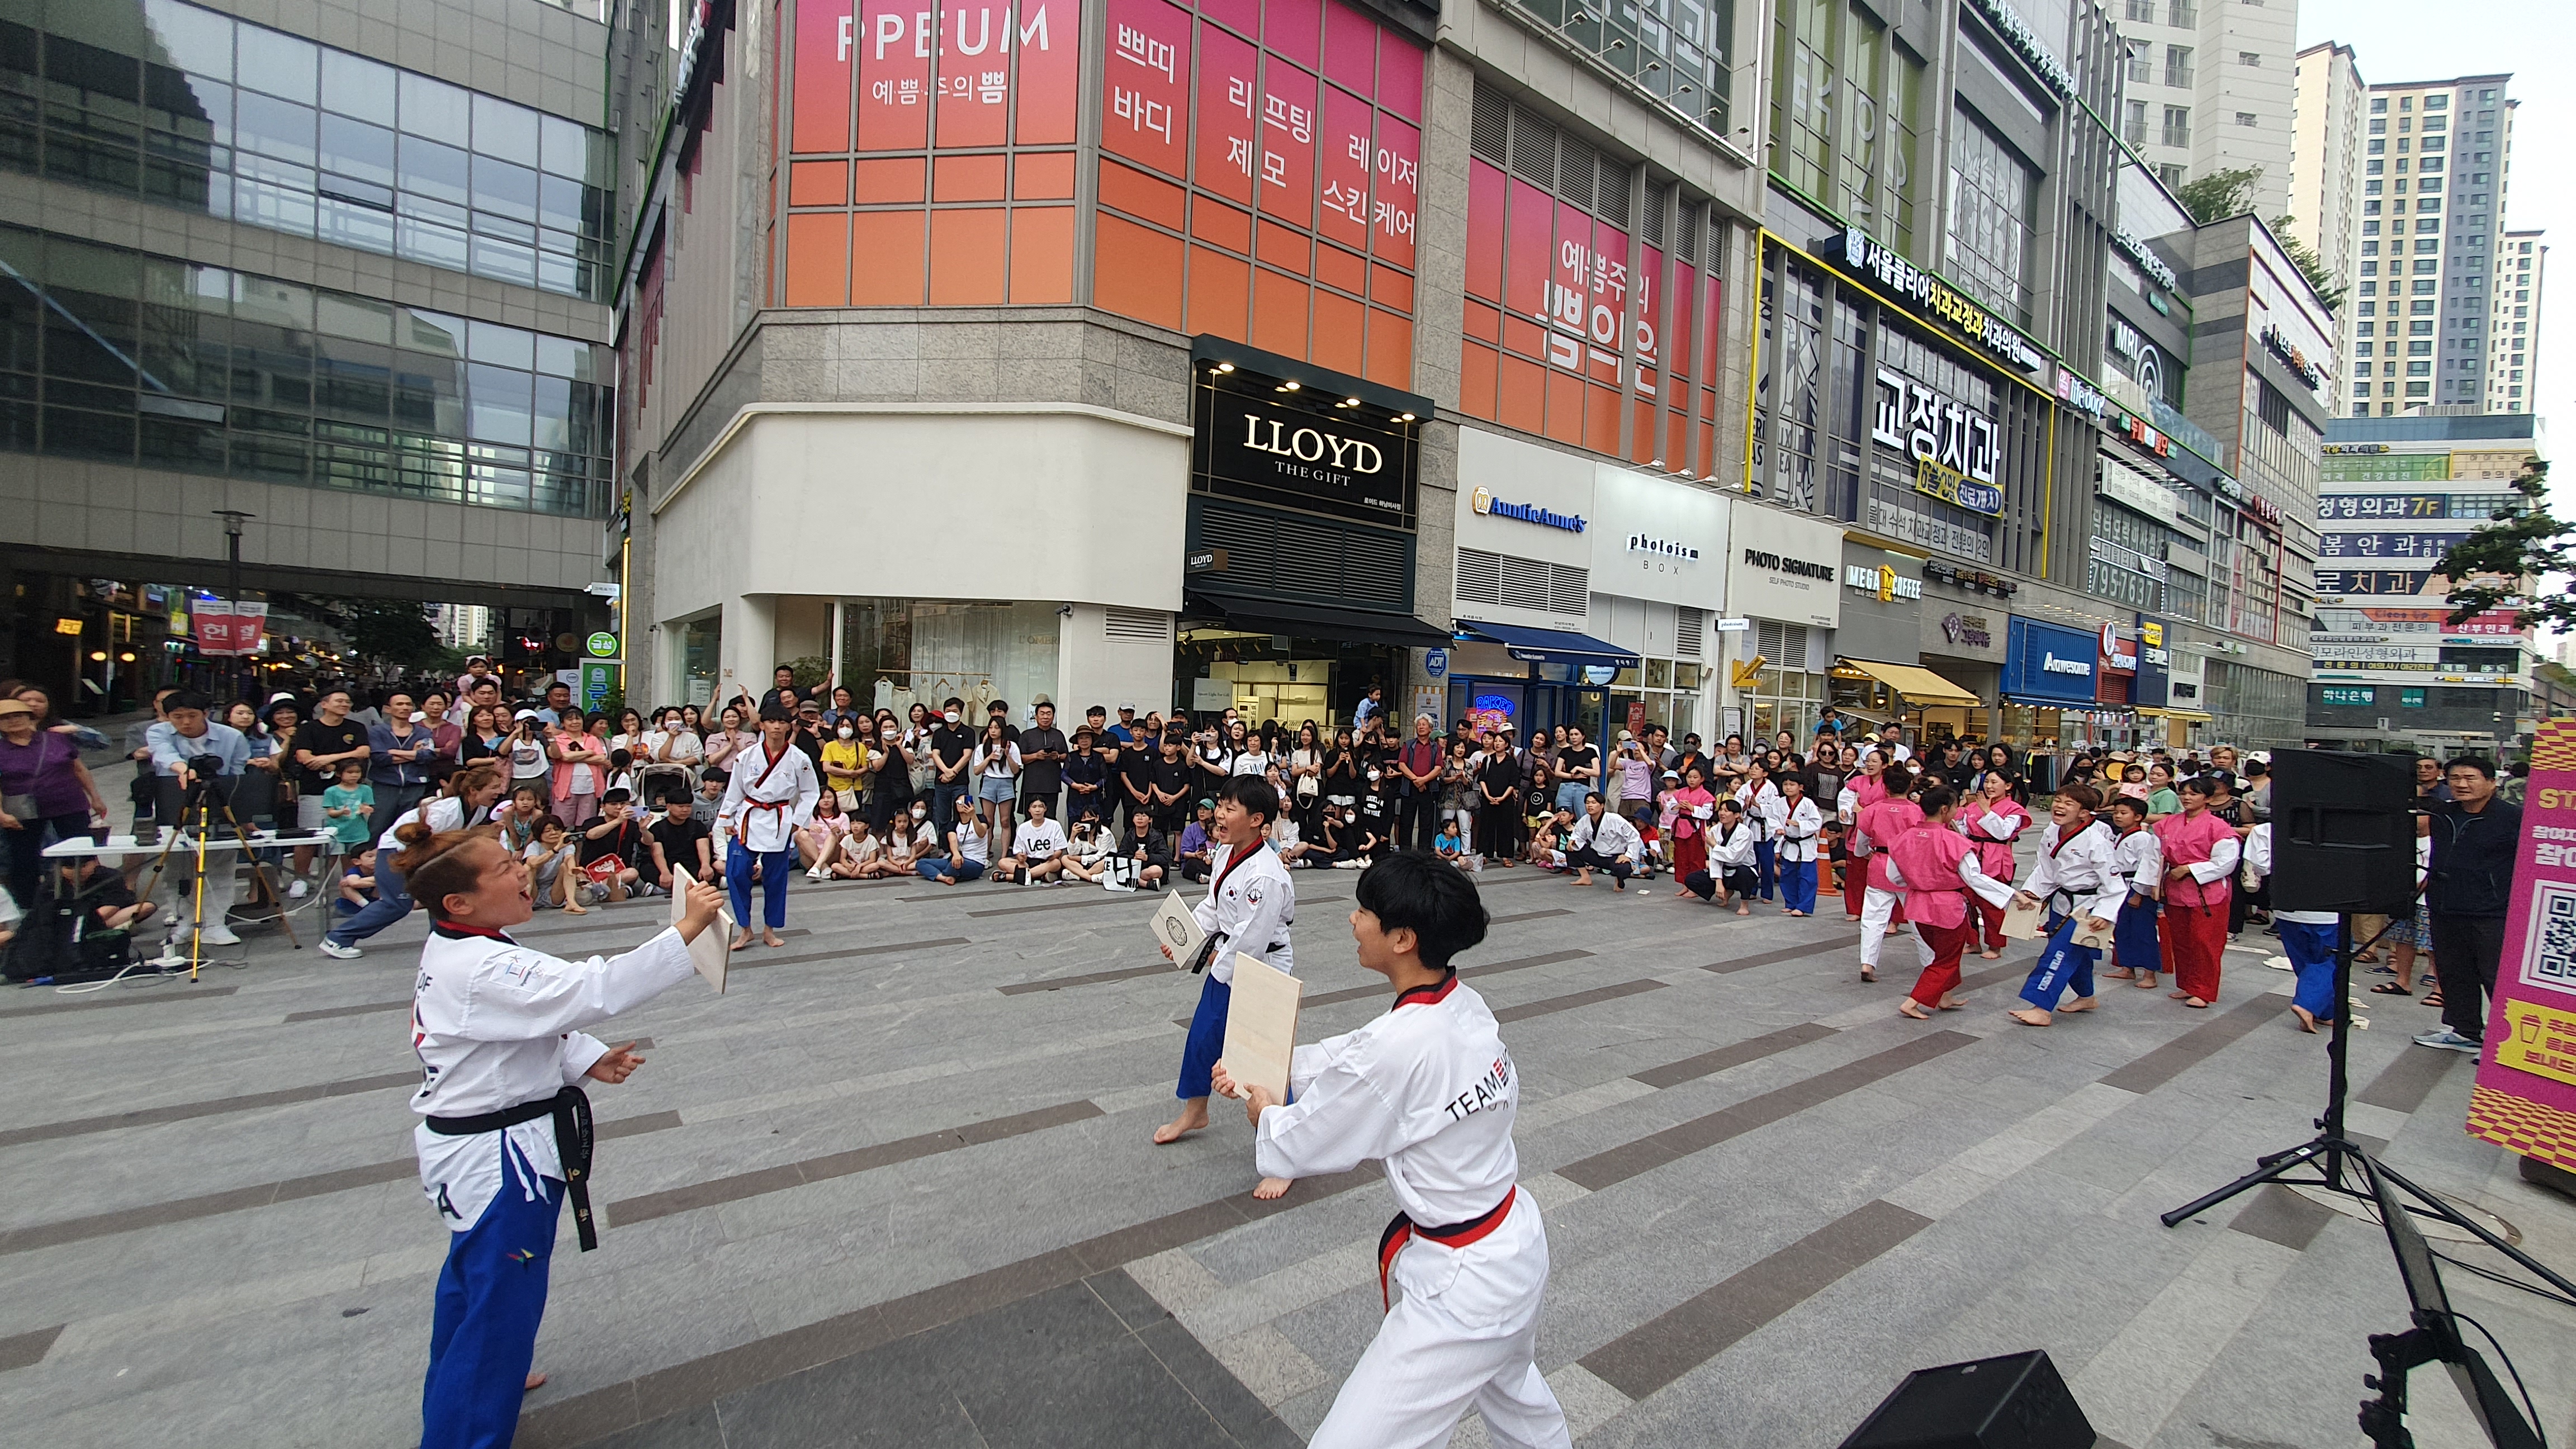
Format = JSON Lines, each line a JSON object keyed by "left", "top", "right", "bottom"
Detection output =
{"left": 1935, "top": 995, "right": 1967, "bottom": 1011}
{"left": 731, "top": 932, "right": 756, "bottom": 952}
{"left": 2007, "top": 1007, "right": 2053, "bottom": 1027}
{"left": 2182, "top": 996, "right": 2211, "bottom": 1009}
{"left": 2132, "top": 974, "right": 2161, "bottom": 989}
{"left": 2167, "top": 988, "right": 2192, "bottom": 1000}
{"left": 524, "top": 1372, "right": 548, "bottom": 1393}
{"left": 1735, "top": 906, "right": 1750, "bottom": 917}
{"left": 1898, "top": 1000, "right": 1933, "bottom": 1020}
{"left": 1978, "top": 948, "right": 2001, "bottom": 960}
{"left": 1153, "top": 1102, "right": 1209, "bottom": 1145}
{"left": 562, "top": 902, "right": 588, "bottom": 916}
{"left": 1252, "top": 1177, "right": 1292, "bottom": 1200}
{"left": 2290, "top": 1004, "right": 2318, "bottom": 1033}
{"left": 1860, "top": 964, "right": 1877, "bottom": 982}
{"left": 2059, "top": 997, "right": 2099, "bottom": 1014}
{"left": 764, "top": 930, "right": 788, "bottom": 948}
{"left": 2105, "top": 967, "right": 2135, "bottom": 980}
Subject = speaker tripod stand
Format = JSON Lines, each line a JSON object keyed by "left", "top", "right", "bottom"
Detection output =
{"left": 2158, "top": 911, "right": 2569, "bottom": 1447}
{"left": 136, "top": 771, "right": 302, "bottom": 979}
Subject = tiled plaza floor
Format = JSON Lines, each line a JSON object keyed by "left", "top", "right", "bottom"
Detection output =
{"left": 1, "top": 851, "right": 2570, "bottom": 1448}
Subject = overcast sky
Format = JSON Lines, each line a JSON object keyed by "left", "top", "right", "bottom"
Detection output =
{"left": 2296, "top": 1, "right": 2564, "bottom": 473}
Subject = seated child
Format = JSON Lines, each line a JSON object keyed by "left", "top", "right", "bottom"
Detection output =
{"left": 334, "top": 844, "right": 379, "bottom": 917}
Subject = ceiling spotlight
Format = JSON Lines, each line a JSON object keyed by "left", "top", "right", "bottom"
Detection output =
{"left": 1216, "top": 361, "right": 1234, "bottom": 372}
{"left": 1569, "top": 8, "right": 1589, "bottom": 21}
{"left": 1609, "top": 37, "right": 1626, "bottom": 49}
{"left": 1344, "top": 396, "right": 1362, "bottom": 406}
{"left": 1645, "top": 60, "right": 1660, "bottom": 70}
{"left": 1399, "top": 412, "right": 1417, "bottom": 422}
{"left": 1283, "top": 380, "right": 1301, "bottom": 390}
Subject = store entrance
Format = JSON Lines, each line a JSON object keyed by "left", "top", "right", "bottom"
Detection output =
{"left": 1177, "top": 628, "right": 1401, "bottom": 731}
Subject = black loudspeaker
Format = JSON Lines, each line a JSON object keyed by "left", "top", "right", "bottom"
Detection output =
{"left": 1841, "top": 1351, "right": 2095, "bottom": 1449}
{"left": 2271, "top": 751, "right": 2420, "bottom": 915}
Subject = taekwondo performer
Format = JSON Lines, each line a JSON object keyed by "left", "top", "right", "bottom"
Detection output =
{"left": 2241, "top": 822, "right": 2340, "bottom": 1033}
{"left": 2005, "top": 783, "right": 2124, "bottom": 1027}
{"left": 1854, "top": 763, "right": 1922, "bottom": 982}
{"left": 1772, "top": 775, "right": 1825, "bottom": 916}
{"left": 1954, "top": 771, "right": 2031, "bottom": 960}
{"left": 1887, "top": 787, "right": 2018, "bottom": 1020}
{"left": 718, "top": 703, "right": 821, "bottom": 951}
{"left": 404, "top": 816, "right": 730, "bottom": 1449}
{"left": 1155, "top": 775, "right": 1298, "bottom": 1199}
{"left": 2100, "top": 795, "right": 2167, "bottom": 990}
{"left": 2152, "top": 775, "right": 2239, "bottom": 1009}
{"left": 1215, "top": 851, "right": 1571, "bottom": 1449}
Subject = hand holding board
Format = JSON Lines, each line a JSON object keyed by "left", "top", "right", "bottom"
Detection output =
{"left": 670, "top": 866, "right": 735, "bottom": 993}
{"left": 1218, "top": 952, "right": 1301, "bottom": 1103}
{"left": 2000, "top": 897, "right": 2048, "bottom": 941}
{"left": 1151, "top": 889, "right": 1206, "bottom": 970}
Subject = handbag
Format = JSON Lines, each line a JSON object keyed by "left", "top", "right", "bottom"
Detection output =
{"left": 835, "top": 787, "right": 863, "bottom": 813}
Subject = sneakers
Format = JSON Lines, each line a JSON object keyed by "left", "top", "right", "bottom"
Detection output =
{"left": 197, "top": 922, "right": 240, "bottom": 946}
{"left": 318, "top": 938, "right": 363, "bottom": 960}
{"left": 806, "top": 866, "right": 830, "bottom": 881}
{"left": 287, "top": 878, "right": 310, "bottom": 899}
{"left": 2412, "top": 1027, "right": 2482, "bottom": 1054}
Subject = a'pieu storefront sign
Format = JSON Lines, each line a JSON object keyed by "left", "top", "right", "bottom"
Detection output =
{"left": 1192, "top": 362, "right": 1419, "bottom": 527}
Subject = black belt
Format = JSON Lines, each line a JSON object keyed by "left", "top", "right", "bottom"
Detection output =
{"left": 425, "top": 1085, "right": 598, "bottom": 1251}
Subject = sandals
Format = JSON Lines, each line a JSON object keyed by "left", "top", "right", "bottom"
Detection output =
{"left": 2369, "top": 981, "right": 2413, "bottom": 996}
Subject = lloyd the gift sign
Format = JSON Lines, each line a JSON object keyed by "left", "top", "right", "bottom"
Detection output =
{"left": 1194, "top": 368, "right": 1419, "bottom": 527}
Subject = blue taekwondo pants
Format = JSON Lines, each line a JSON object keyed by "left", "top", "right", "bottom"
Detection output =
{"left": 726, "top": 844, "right": 792, "bottom": 930}
{"left": 1777, "top": 859, "right": 1817, "bottom": 914}
{"left": 2020, "top": 912, "right": 2099, "bottom": 1011}
{"left": 421, "top": 1140, "right": 561, "bottom": 1449}
{"left": 2112, "top": 894, "right": 2161, "bottom": 974}
{"left": 2280, "top": 917, "right": 2342, "bottom": 1022}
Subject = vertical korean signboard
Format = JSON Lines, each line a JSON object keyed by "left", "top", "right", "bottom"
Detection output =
{"left": 2467, "top": 719, "right": 2576, "bottom": 1173}
{"left": 1090, "top": 0, "right": 1424, "bottom": 387}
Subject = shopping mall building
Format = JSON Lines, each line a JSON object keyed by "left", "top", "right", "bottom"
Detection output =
{"left": 614, "top": 0, "right": 2323, "bottom": 759}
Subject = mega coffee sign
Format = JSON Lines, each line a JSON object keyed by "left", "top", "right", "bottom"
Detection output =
{"left": 1192, "top": 371, "right": 1418, "bottom": 527}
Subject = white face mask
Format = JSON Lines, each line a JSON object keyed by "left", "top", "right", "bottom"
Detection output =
{"left": 944, "top": 711, "right": 960, "bottom": 724}
{"left": 839, "top": 727, "right": 856, "bottom": 740}
{"left": 911, "top": 807, "right": 928, "bottom": 820}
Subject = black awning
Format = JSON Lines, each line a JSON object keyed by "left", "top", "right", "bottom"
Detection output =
{"left": 1183, "top": 591, "right": 1452, "bottom": 648}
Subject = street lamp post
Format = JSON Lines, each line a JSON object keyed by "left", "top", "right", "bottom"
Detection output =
{"left": 214, "top": 510, "right": 253, "bottom": 698}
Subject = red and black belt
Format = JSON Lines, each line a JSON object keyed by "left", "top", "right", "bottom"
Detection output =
{"left": 1377, "top": 1186, "right": 1516, "bottom": 1311}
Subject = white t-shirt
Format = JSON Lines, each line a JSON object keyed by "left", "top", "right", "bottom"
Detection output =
{"left": 1232, "top": 750, "right": 1271, "bottom": 777}
{"left": 508, "top": 735, "right": 550, "bottom": 781}
{"left": 1015, "top": 817, "right": 1068, "bottom": 862}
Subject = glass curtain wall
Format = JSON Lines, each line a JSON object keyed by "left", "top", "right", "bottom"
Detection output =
{"left": 0, "top": 0, "right": 617, "bottom": 300}
{"left": 1943, "top": 105, "right": 2038, "bottom": 328}
{"left": 1770, "top": 0, "right": 1926, "bottom": 256}
{"left": 841, "top": 599, "right": 1063, "bottom": 723}
{"left": 0, "top": 222, "right": 612, "bottom": 512}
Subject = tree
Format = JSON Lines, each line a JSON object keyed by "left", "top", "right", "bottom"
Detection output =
{"left": 2437, "top": 460, "right": 2569, "bottom": 627}
{"left": 2272, "top": 216, "right": 2346, "bottom": 311}
{"left": 290, "top": 595, "right": 457, "bottom": 671}
{"left": 2173, "top": 165, "right": 2262, "bottom": 224}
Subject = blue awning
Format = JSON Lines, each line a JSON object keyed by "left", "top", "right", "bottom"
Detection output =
{"left": 1455, "top": 619, "right": 1641, "bottom": 669}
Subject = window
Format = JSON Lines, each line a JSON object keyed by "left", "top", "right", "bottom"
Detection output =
{"left": 2125, "top": 0, "right": 2154, "bottom": 19}
{"left": 2427, "top": 94, "right": 2449, "bottom": 110}
{"left": 2236, "top": 112, "right": 2256, "bottom": 127}
{"left": 2161, "top": 105, "right": 2192, "bottom": 149}
{"left": 2165, "top": 45, "right": 2194, "bottom": 89}
{"left": 0, "top": 222, "right": 610, "bottom": 514}
{"left": 2370, "top": 97, "right": 2386, "bottom": 113}
{"left": 2124, "top": 100, "right": 2148, "bottom": 146}
{"left": 2125, "top": 41, "right": 2152, "bottom": 86}
{"left": 0, "top": 0, "right": 615, "bottom": 301}
{"left": 2238, "top": 50, "right": 2260, "bottom": 67}
{"left": 2168, "top": 1, "right": 2197, "bottom": 25}
{"left": 2369, "top": 139, "right": 2385, "bottom": 155}
{"left": 2406, "top": 361, "right": 2431, "bottom": 376}
{"left": 1944, "top": 105, "right": 2038, "bottom": 324}
{"left": 2408, "top": 340, "right": 2430, "bottom": 354}
{"left": 2156, "top": 162, "right": 2186, "bottom": 188}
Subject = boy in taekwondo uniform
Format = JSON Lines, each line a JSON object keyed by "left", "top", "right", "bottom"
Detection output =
{"left": 402, "top": 819, "right": 731, "bottom": 1449}
{"left": 1215, "top": 851, "right": 1571, "bottom": 1449}
{"left": 717, "top": 704, "right": 821, "bottom": 950}
{"left": 2006, "top": 782, "right": 2127, "bottom": 1028}
{"left": 1156, "top": 776, "right": 1299, "bottom": 1199}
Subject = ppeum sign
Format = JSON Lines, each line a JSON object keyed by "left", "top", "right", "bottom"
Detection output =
{"left": 1192, "top": 359, "right": 1419, "bottom": 528}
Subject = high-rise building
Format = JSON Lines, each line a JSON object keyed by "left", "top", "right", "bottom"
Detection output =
{"left": 2485, "top": 230, "right": 2545, "bottom": 413}
{"left": 0, "top": 0, "right": 623, "bottom": 707}
{"left": 2290, "top": 41, "right": 2366, "bottom": 416}
{"left": 2338, "top": 73, "right": 2517, "bottom": 416}
{"left": 2109, "top": 0, "right": 2298, "bottom": 215}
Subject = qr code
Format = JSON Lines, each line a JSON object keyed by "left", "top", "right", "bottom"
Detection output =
{"left": 2520, "top": 880, "right": 2576, "bottom": 994}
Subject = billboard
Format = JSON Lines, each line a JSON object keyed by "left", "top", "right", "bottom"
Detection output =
{"left": 2466, "top": 719, "right": 2576, "bottom": 1174}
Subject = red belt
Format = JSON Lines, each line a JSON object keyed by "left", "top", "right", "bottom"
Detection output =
{"left": 1377, "top": 1186, "right": 1516, "bottom": 1311}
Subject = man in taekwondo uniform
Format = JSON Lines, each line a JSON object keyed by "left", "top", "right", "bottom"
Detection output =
{"left": 1156, "top": 775, "right": 1299, "bottom": 1197}
{"left": 402, "top": 818, "right": 730, "bottom": 1449}
{"left": 1216, "top": 852, "right": 1571, "bottom": 1449}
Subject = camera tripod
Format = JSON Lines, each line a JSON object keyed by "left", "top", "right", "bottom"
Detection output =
{"left": 2159, "top": 912, "right": 2569, "bottom": 1447}
{"left": 137, "top": 770, "right": 302, "bottom": 979}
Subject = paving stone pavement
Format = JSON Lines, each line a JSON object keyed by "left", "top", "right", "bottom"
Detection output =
{"left": 1, "top": 855, "right": 2573, "bottom": 1449}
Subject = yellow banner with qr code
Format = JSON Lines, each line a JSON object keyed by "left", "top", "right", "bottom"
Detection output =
{"left": 2469, "top": 718, "right": 2576, "bottom": 1173}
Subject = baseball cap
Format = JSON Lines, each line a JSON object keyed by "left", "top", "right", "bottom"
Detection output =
{"left": 0, "top": 698, "right": 31, "bottom": 719}
{"left": 1118, "top": 703, "right": 1137, "bottom": 712}
{"left": 514, "top": 708, "right": 541, "bottom": 722}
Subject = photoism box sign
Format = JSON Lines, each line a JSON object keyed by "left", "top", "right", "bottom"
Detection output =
{"left": 2467, "top": 718, "right": 2576, "bottom": 1173}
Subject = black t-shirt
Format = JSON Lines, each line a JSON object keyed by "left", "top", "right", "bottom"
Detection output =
{"left": 650, "top": 815, "right": 712, "bottom": 873}
{"left": 1150, "top": 756, "right": 1193, "bottom": 804}
{"left": 74, "top": 866, "right": 138, "bottom": 916}
{"left": 793, "top": 729, "right": 826, "bottom": 771}
{"left": 1358, "top": 789, "right": 1392, "bottom": 825}
{"left": 1018, "top": 726, "right": 1069, "bottom": 794}
{"left": 293, "top": 717, "right": 369, "bottom": 793}
{"left": 1117, "top": 742, "right": 1158, "bottom": 801}
{"left": 929, "top": 724, "right": 974, "bottom": 780}
{"left": 1479, "top": 753, "right": 1522, "bottom": 795}
{"left": 577, "top": 815, "right": 648, "bottom": 868}
{"left": 1557, "top": 745, "right": 1599, "bottom": 786}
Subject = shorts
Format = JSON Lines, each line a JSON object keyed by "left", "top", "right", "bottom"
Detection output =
{"left": 296, "top": 796, "right": 326, "bottom": 831}
{"left": 977, "top": 776, "right": 1019, "bottom": 804}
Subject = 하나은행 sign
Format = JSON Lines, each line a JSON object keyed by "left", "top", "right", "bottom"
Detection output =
{"left": 2466, "top": 718, "right": 2576, "bottom": 1173}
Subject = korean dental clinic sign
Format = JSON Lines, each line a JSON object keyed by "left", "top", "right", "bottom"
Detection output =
{"left": 2000, "top": 615, "right": 2099, "bottom": 705}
